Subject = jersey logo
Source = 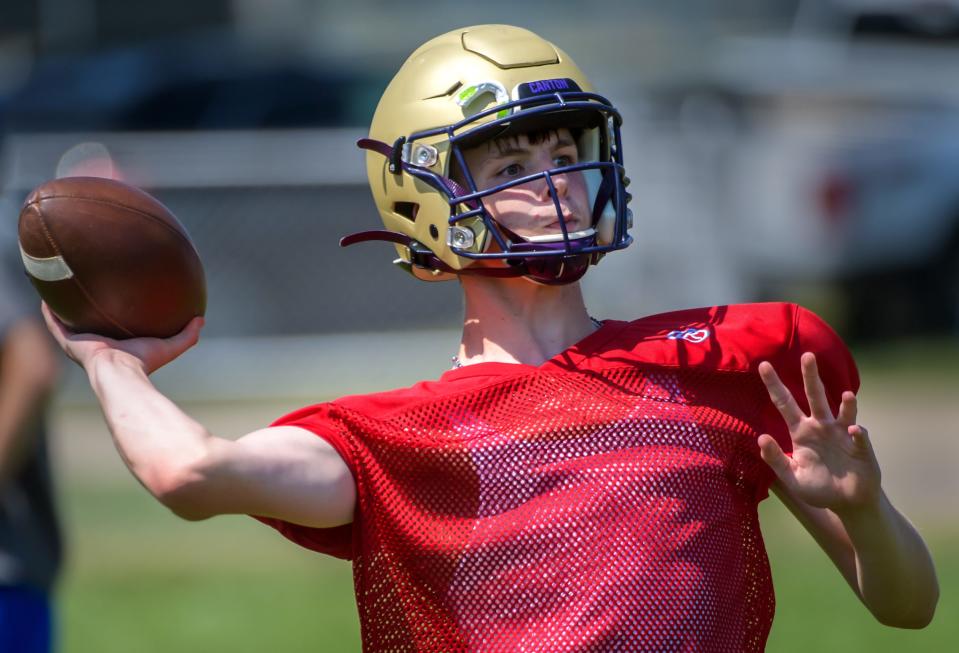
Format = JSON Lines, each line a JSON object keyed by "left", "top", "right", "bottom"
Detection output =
{"left": 666, "top": 327, "right": 710, "bottom": 344}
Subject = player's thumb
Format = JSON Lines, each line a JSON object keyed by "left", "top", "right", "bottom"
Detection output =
{"left": 171, "top": 317, "right": 204, "bottom": 353}
{"left": 757, "top": 434, "right": 791, "bottom": 478}
{"left": 144, "top": 317, "right": 203, "bottom": 374}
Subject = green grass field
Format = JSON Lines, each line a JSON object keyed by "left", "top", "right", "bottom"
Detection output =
{"left": 52, "top": 342, "right": 957, "bottom": 652}
{"left": 57, "top": 482, "right": 360, "bottom": 652}
{"left": 55, "top": 482, "right": 956, "bottom": 653}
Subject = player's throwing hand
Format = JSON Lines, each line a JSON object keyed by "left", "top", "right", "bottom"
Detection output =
{"left": 757, "top": 352, "right": 881, "bottom": 516}
{"left": 42, "top": 301, "right": 203, "bottom": 375}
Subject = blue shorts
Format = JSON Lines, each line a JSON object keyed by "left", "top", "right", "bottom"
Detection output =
{"left": 0, "top": 586, "right": 53, "bottom": 653}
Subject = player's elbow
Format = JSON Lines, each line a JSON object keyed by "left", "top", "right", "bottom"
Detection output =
{"left": 145, "top": 457, "right": 218, "bottom": 521}
{"left": 872, "top": 587, "right": 939, "bottom": 629}
{"left": 158, "top": 482, "right": 216, "bottom": 521}
{"left": 875, "top": 608, "right": 936, "bottom": 630}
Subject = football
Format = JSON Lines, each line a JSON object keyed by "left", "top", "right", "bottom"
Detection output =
{"left": 17, "top": 176, "right": 206, "bottom": 339}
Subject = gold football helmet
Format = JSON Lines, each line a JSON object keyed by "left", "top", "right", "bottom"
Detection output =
{"left": 342, "top": 24, "right": 632, "bottom": 284}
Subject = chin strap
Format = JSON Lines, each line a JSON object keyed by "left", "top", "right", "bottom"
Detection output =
{"left": 339, "top": 230, "right": 527, "bottom": 278}
{"left": 339, "top": 228, "right": 593, "bottom": 283}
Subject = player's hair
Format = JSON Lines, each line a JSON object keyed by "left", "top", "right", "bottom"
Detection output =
{"left": 448, "top": 127, "right": 584, "bottom": 186}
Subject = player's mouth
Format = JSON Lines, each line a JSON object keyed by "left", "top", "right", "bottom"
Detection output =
{"left": 544, "top": 215, "right": 584, "bottom": 233}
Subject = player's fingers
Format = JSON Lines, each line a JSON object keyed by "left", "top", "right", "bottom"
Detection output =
{"left": 758, "top": 361, "right": 804, "bottom": 429}
{"left": 39, "top": 301, "right": 90, "bottom": 353}
{"left": 187, "top": 316, "right": 204, "bottom": 343}
{"left": 801, "top": 352, "right": 833, "bottom": 421}
{"left": 40, "top": 301, "right": 69, "bottom": 342}
{"left": 837, "top": 391, "right": 858, "bottom": 426}
{"left": 134, "top": 317, "right": 203, "bottom": 375}
{"left": 166, "top": 317, "right": 204, "bottom": 355}
{"left": 181, "top": 315, "right": 204, "bottom": 338}
{"left": 849, "top": 424, "right": 871, "bottom": 453}
{"left": 40, "top": 302, "right": 112, "bottom": 366}
{"left": 758, "top": 434, "right": 793, "bottom": 480}
{"left": 41, "top": 301, "right": 120, "bottom": 344}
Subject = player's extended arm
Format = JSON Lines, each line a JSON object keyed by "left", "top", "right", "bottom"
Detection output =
{"left": 758, "top": 354, "right": 938, "bottom": 629}
{"left": 42, "top": 303, "right": 355, "bottom": 527}
{"left": 0, "top": 317, "right": 59, "bottom": 486}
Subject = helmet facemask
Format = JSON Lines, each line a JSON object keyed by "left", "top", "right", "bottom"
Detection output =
{"left": 444, "top": 100, "right": 631, "bottom": 284}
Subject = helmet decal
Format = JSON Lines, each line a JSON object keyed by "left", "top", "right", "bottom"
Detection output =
{"left": 514, "top": 78, "right": 582, "bottom": 99}
{"left": 455, "top": 81, "right": 511, "bottom": 120}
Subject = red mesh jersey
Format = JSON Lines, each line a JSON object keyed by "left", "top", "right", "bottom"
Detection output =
{"left": 258, "top": 303, "right": 858, "bottom": 652}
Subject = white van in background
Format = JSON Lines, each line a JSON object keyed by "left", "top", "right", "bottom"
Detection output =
{"left": 659, "top": 0, "right": 959, "bottom": 338}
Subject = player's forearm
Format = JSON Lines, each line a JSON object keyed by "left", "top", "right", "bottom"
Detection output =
{"left": 86, "top": 349, "right": 215, "bottom": 510}
{"left": 837, "top": 492, "right": 939, "bottom": 628}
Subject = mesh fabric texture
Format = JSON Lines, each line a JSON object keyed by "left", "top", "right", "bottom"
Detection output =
{"left": 259, "top": 303, "right": 859, "bottom": 652}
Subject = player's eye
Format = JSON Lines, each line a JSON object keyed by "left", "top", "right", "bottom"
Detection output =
{"left": 553, "top": 148, "right": 579, "bottom": 168}
{"left": 497, "top": 163, "right": 523, "bottom": 177}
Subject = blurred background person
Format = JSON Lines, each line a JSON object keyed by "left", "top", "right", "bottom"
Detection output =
{"left": 0, "top": 209, "right": 63, "bottom": 653}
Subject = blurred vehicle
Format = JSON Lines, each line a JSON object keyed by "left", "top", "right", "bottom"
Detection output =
{"left": 1, "top": 32, "right": 383, "bottom": 132}
{"left": 656, "top": 0, "right": 959, "bottom": 339}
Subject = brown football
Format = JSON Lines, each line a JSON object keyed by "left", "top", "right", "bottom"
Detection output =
{"left": 17, "top": 177, "right": 206, "bottom": 339}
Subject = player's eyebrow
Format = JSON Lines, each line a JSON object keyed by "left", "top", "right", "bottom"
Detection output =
{"left": 485, "top": 135, "right": 576, "bottom": 160}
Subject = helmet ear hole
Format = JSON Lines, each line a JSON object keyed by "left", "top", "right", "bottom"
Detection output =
{"left": 393, "top": 202, "right": 419, "bottom": 221}
{"left": 429, "top": 225, "right": 440, "bottom": 240}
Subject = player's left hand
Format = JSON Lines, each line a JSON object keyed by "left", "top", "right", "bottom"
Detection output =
{"left": 757, "top": 352, "right": 881, "bottom": 516}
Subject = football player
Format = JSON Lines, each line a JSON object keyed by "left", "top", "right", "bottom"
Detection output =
{"left": 44, "top": 24, "right": 938, "bottom": 652}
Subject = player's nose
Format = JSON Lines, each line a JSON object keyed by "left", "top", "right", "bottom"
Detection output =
{"left": 552, "top": 173, "right": 569, "bottom": 199}
{"left": 534, "top": 167, "right": 568, "bottom": 202}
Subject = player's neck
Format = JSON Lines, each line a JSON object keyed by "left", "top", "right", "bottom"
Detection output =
{"left": 456, "top": 276, "right": 597, "bottom": 367}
